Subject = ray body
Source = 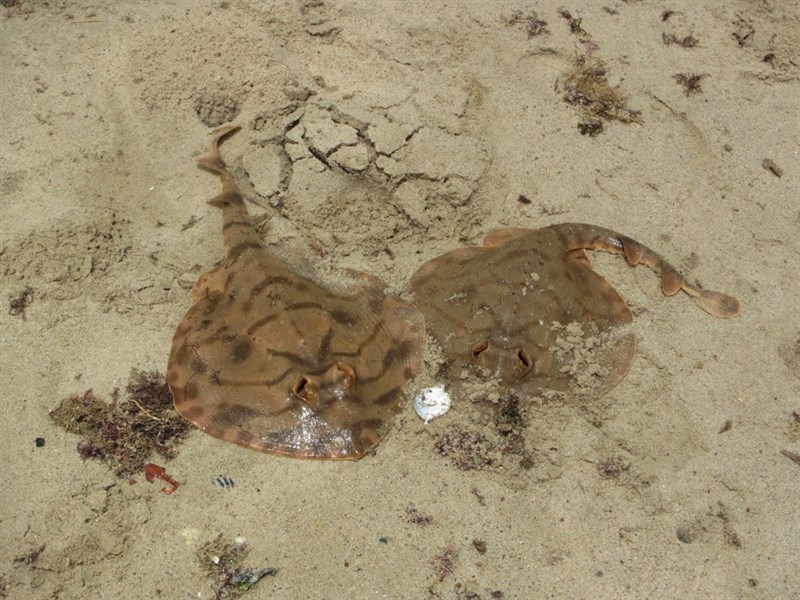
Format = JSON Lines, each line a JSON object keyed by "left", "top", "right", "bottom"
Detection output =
{"left": 168, "top": 126, "right": 425, "bottom": 459}
{"left": 410, "top": 224, "right": 740, "bottom": 399}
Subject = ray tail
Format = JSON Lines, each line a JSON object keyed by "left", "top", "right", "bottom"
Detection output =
{"left": 547, "top": 223, "right": 742, "bottom": 318}
{"left": 197, "top": 125, "right": 262, "bottom": 259}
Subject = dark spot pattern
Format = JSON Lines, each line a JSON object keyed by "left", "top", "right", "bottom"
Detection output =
{"left": 230, "top": 339, "right": 252, "bottom": 363}
{"left": 330, "top": 309, "right": 355, "bottom": 325}
{"left": 184, "top": 382, "right": 199, "bottom": 400}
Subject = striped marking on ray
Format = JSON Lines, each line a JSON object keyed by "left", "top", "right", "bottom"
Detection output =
{"left": 410, "top": 223, "right": 740, "bottom": 400}
{"left": 167, "top": 126, "right": 425, "bottom": 459}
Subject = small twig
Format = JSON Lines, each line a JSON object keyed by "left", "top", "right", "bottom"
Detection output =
{"left": 130, "top": 398, "right": 162, "bottom": 422}
{"left": 779, "top": 449, "right": 800, "bottom": 466}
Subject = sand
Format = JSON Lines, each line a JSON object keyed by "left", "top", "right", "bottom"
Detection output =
{"left": 1, "top": 1, "right": 798, "bottom": 598}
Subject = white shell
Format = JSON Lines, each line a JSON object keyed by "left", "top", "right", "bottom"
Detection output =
{"left": 413, "top": 386, "right": 451, "bottom": 423}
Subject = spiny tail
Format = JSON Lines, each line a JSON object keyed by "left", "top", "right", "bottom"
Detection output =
{"left": 550, "top": 223, "right": 742, "bottom": 319}
{"left": 197, "top": 125, "right": 262, "bottom": 259}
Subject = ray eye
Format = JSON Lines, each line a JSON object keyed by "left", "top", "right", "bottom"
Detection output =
{"left": 517, "top": 348, "right": 533, "bottom": 370}
{"left": 471, "top": 339, "right": 489, "bottom": 361}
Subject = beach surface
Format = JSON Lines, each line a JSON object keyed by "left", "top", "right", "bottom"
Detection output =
{"left": 1, "top": 1, "right": 798, "bottom": 598}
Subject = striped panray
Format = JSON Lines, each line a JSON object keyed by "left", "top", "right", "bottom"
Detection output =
{"left": 410, "top": 224, "right": 740, "bottom": 399}
{"left": 167, "top": 126, "right": 425, "bottom": 459}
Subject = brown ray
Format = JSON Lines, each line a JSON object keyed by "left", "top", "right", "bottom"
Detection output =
{"left": 167, "top": 126, "right": 425, "bottom": 459}
{"left": 410, "top": 223, "right": 741, "bottom": 399}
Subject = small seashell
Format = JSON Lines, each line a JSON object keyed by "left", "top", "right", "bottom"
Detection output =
{"left": 413, "top": 386, "right": 451, "bottom": 423}
{"left": 212, "top": 475, "right": 235, "bottom": 489}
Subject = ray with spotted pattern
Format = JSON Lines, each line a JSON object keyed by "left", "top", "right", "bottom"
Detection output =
{"left": 410, "top": 224, "right": 741, "bottom": 399}
{"left": 167, "top": 126, "right": 425, "bottom": 459}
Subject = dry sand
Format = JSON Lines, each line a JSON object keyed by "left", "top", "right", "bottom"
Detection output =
{"left": 1, "top": 1, "right": 799, "bottom": 598}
